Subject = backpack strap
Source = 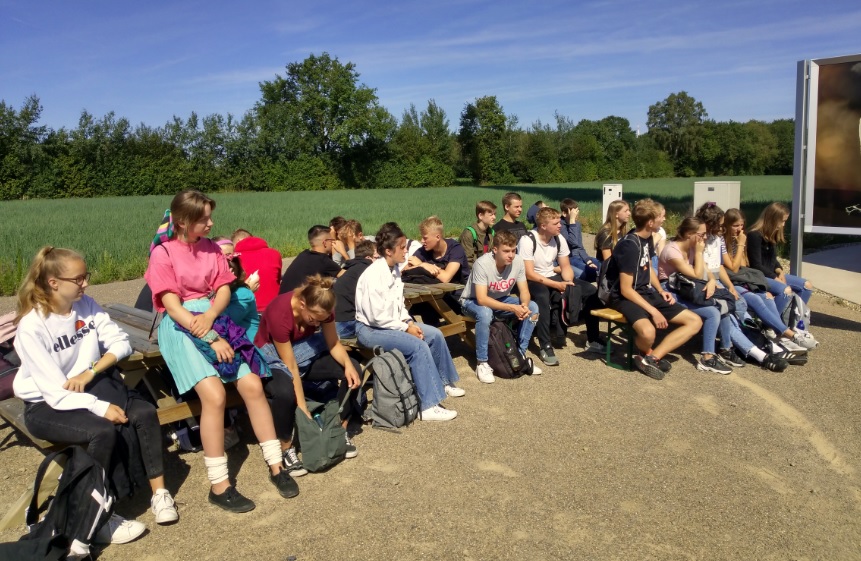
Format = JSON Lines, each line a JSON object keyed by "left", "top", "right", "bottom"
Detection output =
{"left": 25, "top": 447, "right": 73, "bottom": 527}
{"left": 466, "top": 227, "right": 478, "bottom": 241}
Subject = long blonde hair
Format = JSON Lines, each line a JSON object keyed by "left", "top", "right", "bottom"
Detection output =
{"left": 15, "top": 246, "right": 84, "bottom": 324}
{"left": 595, "top": 200, "right": 629, "bottom": 252}
{"left": 748, "top": 202, "right": 789, "bottom": 244}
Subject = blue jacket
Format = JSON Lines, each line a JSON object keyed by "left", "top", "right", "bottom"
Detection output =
{"left": 561, "top": 218, "right": 592, "bottom": 262}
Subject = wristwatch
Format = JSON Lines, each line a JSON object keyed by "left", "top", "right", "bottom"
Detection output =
{"left": 201, "top": 330, "right": 219, "bottom": 343}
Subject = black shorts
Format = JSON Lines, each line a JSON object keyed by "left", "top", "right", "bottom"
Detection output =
{"left": 611, "top": 290, "right": 687, "bottom": 326}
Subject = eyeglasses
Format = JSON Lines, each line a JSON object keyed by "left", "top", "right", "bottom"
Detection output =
{"left": 56, "top": 272, "right": 91, "bottom": 286}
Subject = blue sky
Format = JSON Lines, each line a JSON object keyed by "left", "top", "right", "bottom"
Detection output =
{"left": 2, "top": 0, "right": 859, "bottom": 133}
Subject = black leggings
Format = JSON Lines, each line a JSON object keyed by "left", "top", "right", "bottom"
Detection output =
{"left": 263, "top": 353, "right": 360, "bottom": 442}
{"left": 24, "top": 399, "right": 164, "bottom": 479}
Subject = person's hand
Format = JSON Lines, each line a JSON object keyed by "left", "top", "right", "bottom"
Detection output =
{"left": 695, "top": 236, "right": 706, "bottom": 253}
{"left": 554, "top": 280, "right": 573, "bottom": 292}
{"left": 211, "top": 339, "right": 234, "bottom": 363}
{"left": 344, "top": 365, "right": 361, "bottom": 390}
{"left": 704, "top": 279, "right": 716, "bottom": 299}
{"left": 587, "top": 261, "right": 598, "bottom": 269}
{"left": 737, "top": 231, "right": 746, "bottom": 246}
{"left": 104, "top": 404, "right": 128, "bottom": 425}
{"left": 729, "top": 287, "right": 740, "bottom": 300}
{"left": 650, "top": 310, "right": 668, "bottom": 329}
{"left": 512, "top": 303, "right": 530, "bottom": 320}
{"left": 661, "top": 291, "right": 676, "bottom": 305}
{"left": 246, "top": 275, "right": 260, "bottom": 293}
{"left": 421, "top": 263, "right": 441, "bottom": 276}
{"left": 189, "top": 313, "right": 214, "bottom": 338}
{"left": 63, "top": 369, "right": 95, "bottom": 392}
{"left": 406, "top": 323, "right": 424, "bottom": 340}
{"left": 407, "top": 255, "right": 423, "bottom": 267}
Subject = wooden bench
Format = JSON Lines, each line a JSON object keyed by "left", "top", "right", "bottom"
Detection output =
{"left": 590, "top": 308, "right": 635, "bottom": 371}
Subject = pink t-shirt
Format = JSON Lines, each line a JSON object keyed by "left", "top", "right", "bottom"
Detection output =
{"left": 145, "top": 238, "right": 236, "bottom": 312}
{"left": 657, "top": 241, "right": 693, "bottom": 281}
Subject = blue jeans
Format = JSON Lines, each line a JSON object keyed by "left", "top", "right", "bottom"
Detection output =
{"left": 336, "top": 320, "right": 357, "bottom": 339}
{"left": 767, "top": 274, "right": 812, "bottom": 313}
{"left": 570, "top": 256, "right": 600, "bottom": 283}
{"left": 736, "top": 287, "right": 789, "bottom": 334}
{"left": 356, "top": 322, "right": 459, "bottom": 410}
{"left": 258, "top": 332, "right": 330, "bottom": 377}
{"left": 663, "top": 283, "right": 732, "bottom": 354}
{"left": 460, "top": 297, "right": 539, "bottom": 362}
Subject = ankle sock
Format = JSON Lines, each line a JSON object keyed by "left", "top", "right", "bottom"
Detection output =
{"left": 260, "top": 439, "right": 282, "bottom": 468}
{"left": 748, "top": 347, "right": 767, "bottom": 363}
{"left": 204, "top": 455, "right": 229, "bottom": 485}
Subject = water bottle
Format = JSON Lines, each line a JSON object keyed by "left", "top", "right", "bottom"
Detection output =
{"left": 504, "top": 342, "right": 522, "bottom": 371}
{"left": 313, "top": 413, "right": 324, "bottom": 429}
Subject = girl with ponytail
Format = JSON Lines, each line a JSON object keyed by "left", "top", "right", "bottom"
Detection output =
{"left": 254, "top": 274, "right": 362, "bottom": 476}
{"left": 14, "top": 246, "right": 175, "bottom": 551}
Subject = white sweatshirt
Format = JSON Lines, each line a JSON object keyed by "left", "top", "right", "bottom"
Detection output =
{"left": 13, "top": 295, "right": 132, "bottom": 417}
{"left": 355, "top": 258, "right": 413, "bottom": 331}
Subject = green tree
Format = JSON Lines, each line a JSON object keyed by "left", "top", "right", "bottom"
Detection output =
{"left": 458, "top": 96, "right": 512, "bottom": 184}
{"left": 647, "top": 91, "right": 708, "bottom": 174}
{"left": 0, "top": 95, "right": 47, "bottom": 200}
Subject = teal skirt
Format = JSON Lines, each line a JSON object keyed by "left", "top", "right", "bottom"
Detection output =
{"left": 158, "top": 299, "right": 255, "bottom": 395}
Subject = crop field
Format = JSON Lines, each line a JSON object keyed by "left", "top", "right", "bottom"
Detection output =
{"left": 0, "top": 176, "right": 792, "bottom": 295}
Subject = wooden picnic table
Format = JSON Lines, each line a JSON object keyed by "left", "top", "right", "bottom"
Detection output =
{"left": 402, "top": 282, "right": 474, "bottom": 347}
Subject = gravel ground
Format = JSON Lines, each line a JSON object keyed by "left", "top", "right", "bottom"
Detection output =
{"left": 2, "top": 249, "right": 861, "bottom": 560}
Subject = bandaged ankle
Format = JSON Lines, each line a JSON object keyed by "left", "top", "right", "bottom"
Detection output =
{"left": 260, "top": 439, "right": 283, "bottom": 467}
{"left": 204, "top": 455, "right": 229, "bottom": 485}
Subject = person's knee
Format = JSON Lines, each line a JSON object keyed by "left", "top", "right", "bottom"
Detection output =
{"left": 476, "top": 306, "right": 493, "bottom": 325}
{"left": 91, "top": 418, "right": 117, "bottom": 447}
{"left": 633, "top": 319, "right": 655, "bottom": 342}
{"left": 804, "top": 280, "right": 813, "bottom": 290}
{"left": 682, "top": 311, "right": 703, "bottom": 330}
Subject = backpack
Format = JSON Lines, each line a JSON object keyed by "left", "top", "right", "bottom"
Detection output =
{"left": 0, "top": 446, "right": 115, "bottom": 560}
{"left": 466, "top": 226, "right": 495, "bottom": 257}
{"left": 560, "top": 282, "right": 584, "bottom": 328}
{"left": 596, "top": 258, "right": 616, "bottom": 305}
{"left": 487, "top": 320, "right": 534, "bottom": 379}
{"left": 361, "top": 347, "right": 420, "bottom": 429}
{"left": 781, "top": 293, "right": 811, "bottom": 331}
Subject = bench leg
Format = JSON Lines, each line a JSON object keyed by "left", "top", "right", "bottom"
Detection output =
{"left": 603, "top": 320, "right": 635, "bottom": 372}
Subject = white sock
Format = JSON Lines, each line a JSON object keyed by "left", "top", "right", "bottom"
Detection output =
{"left": 259, "top": 439, "right": 282, "bottom": 467}
{"left": 203, "top": 455, "right": 229, "bottom": 485}
{"left": 748, "top": 347, "right": 767, "bottom": 363}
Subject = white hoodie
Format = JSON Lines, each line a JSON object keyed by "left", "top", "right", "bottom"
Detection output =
{"left": 13, "top": 295, "right": 132, "bottom": 417}
{"left": 355, "top": 258, "right": 413, "bottom": 331}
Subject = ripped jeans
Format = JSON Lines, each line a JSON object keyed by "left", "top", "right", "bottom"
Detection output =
{"left": 460, "top": 296, "right": 539, "bottom": 362}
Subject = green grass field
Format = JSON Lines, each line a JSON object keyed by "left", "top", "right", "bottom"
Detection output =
{"left": 0, "top": 176, "right": 792, "bottom": 295}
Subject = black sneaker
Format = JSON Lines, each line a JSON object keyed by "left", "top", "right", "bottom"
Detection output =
{"left": 344, "top": 433, "right": 358, "bottom": 459}
{"left": 656, "top": 357, "right": 672, "bottom": 373}
{"left": 282, "top": 447, "right": 308, "bottom": 477}
{"left": 634, "top": 354, "right": 665, "bottom": 380}
{"left": 697, "top": 355, "right": 733, "bottom": 375}
{"left": 208, "top": 486, "right": 255, "bottom": 513}
{"left": 762, "top": 354, "right": 789, "bottom": 372}
{"left": 270, "top": 470, "right": 300, "bottom": 499}
{"left": 718, "top": 348, "right": 746, "bottom": 368}
{"left": 538, "top": 346, "right": 559, "bottom": 366}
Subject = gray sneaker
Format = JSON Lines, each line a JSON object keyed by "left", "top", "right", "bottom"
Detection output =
{"left": 282, "top": 447, "right": 308, "bottom": 477}
{"left": 538, "top": 346, "right": 559, "bottom": 366}
{"left": 634, "top": 354, "right": 665, "bottom": 380}
{"left": 697, "top": 355, "right": 733, "bottom": 375}
{"left": 791, "top": 330, "right": 819, "bottom": 350}
{"left": 585, "top": 340, "right": 607, "bottom": 354}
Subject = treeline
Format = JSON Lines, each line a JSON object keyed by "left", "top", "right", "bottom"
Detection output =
{"left": 0, "top": 53, "right": 794, "bottom": 200}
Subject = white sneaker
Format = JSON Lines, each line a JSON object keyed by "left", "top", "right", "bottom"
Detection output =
{"left": 420, "top": 405, "right": 458, "bottom": 421}
{"left": 151, "top": 489, "right": 179, "bottom": 525}
{"left": 445, "top": 385, "right": 465, "bottom": 397}
{"left": 531, "top": 364, "right": 543, "bottom": 375}
{"left": 94, "top": 513, "right": 147, "bottom": 544}
{"left": 476, "top": 363, "right": 495, "bottom": 384}
{"left": 791, "top": 330, "right": 819, "bottom": 349}
{"left": 778, "top": 337, "right": 807, "bottom": 353}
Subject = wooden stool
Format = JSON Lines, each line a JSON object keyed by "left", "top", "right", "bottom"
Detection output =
{"left": 590, "top": 308, "right": 635, "bottom": 371}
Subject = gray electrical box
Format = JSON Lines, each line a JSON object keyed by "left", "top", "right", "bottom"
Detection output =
{"left": 693, "top": 181, "right": 741, "bottom": 213}
{"left": 602, "top": 184, "right": 623, "bottom": 222}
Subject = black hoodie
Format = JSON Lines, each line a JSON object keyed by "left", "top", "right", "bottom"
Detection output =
{"left": 334, "top": 257, "right": 373, "bottom": 322}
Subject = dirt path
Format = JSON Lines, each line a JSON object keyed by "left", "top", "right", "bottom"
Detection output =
{"left": 3, "top": 248, "right": 861, "bottom": 559}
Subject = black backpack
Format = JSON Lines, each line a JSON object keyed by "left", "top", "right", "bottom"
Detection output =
{"left": 0, "top": 446, "right": 115, "bottom": 561}
{"left": 487, "top": 320, "right": 534, "bottom": 379}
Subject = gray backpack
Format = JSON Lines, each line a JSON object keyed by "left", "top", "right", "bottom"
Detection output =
{"left": 360, "top": 347, "right": 420, "bottom": 429}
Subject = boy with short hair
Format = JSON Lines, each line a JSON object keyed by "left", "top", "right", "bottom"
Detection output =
{"left": 493, "top": 192, "right": 528, "bottom": 244}
{"left": 526, "top": 200, "right": 547, "bottom": 228}
{"left": 460, "top": 231, "right": 542, "bottom": 383}
{"left": 459, "top": 200, "right": 497, "bottom": 266}
{"left": 606, "top": 199, "right": 702, "bottom": 380}
{"left": 279, "top": 225, "right": 345, "bottom": 293}
{"left": 406, "top": 216, "right": 471, "bottom": 284}
{"left": 560, "top": 199, "right": 600, "bottom": 282}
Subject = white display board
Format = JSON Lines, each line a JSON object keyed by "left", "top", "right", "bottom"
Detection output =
{"left": 602, "top": 184, "right": 623, "bottom": 222}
